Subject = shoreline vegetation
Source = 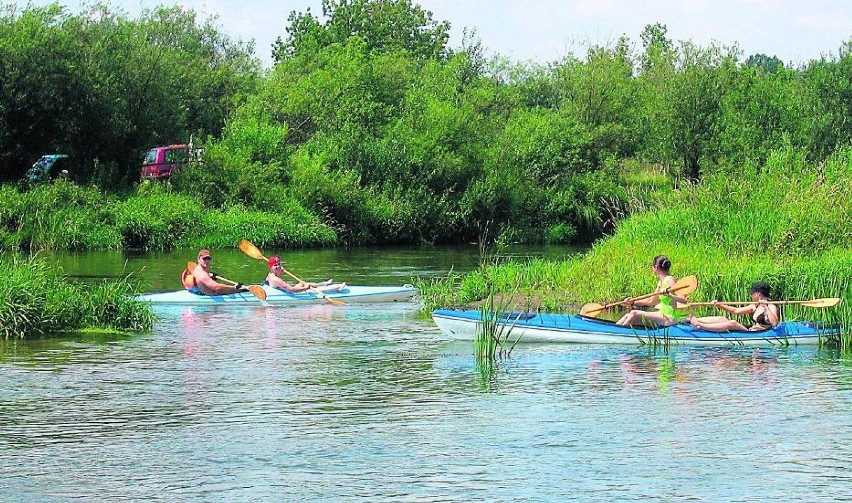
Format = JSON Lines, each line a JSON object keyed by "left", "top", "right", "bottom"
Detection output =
{"left": 0, "top": 1, "right": 849, "bottom": 341}
{"left": 0, "top": 255, "right": 154, "bottom": 339}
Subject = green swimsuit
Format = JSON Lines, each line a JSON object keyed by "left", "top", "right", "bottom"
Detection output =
{"left": 656, "top": 278, "right": 681, "bottom": 320}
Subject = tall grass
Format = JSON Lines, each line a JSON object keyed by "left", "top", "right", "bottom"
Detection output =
{"left": 0, "top": 255, "right": 155, "bottom": 338}
{"left": 420, "top": 147, "right": 852, "bottom": 349}
{"left": 0, "top": 180, "right": 338, "bottom": 251}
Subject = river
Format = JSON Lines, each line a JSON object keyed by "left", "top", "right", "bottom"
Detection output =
{"left": 1, "top": 246, "right": 850, "bottom": 501}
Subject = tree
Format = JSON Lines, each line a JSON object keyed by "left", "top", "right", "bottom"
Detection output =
{"left": 745, "top": 53, "right": 785, "bottom": 73}
{"left": 272, "top": 0, "right": 450, "bottom": 62}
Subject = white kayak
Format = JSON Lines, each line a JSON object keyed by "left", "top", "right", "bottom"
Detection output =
{"left": 139, "top": 284, "right": 417, "bottom": 305}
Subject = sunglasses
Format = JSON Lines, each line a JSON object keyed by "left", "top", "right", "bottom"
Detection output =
{"left": 201, "top": 256, "right": 212, "bottom": 261}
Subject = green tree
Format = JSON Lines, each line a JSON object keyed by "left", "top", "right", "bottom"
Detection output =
{"left": 745, "top": 53, "right": 785, "bottom": 73}
{"left": 272, "top": 0, "right": 450, "bottom": 62}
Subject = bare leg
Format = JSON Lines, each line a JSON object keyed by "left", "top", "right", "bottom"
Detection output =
{"left": 690, "top": 319, "right": 750, "bottom": 332}
{"left": 616, "top": 310, "right": 676, "bottom": 327}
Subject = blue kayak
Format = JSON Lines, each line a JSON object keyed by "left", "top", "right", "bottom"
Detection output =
{"left": 432, "top": 309, "right": 840, "bottom": 347}
{"left": 139, "top": 284, "right": 417, "bottom": 305}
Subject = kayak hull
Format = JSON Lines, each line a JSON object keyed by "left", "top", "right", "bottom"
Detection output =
{"left": 432, "top": 309, "right": 839, "bottom": 347}
{"left": 139, "top": 285, "right": 417, "bottom": 305}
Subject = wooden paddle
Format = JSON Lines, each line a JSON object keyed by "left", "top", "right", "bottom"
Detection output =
{"left": 677, "top": 298, "right": 841, "bottom": 309}
{"left": 238, "top": 239, "right": 345, "bottom": 306}
{"left": 186, "top": 261, "right": 267, "bottom": 301}
{"left": 580, "top": 275, "right": 699, "bottom": 318}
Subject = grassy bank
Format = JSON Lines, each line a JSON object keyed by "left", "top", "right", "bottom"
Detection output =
{"left": 419, "top": 148, "right": 852, "bottom": 348}
{"left": 0, "top": 255, "right": 155, "bottom": 338}
{"left": 0, "top": 181, "right": 337, "bottom": 251}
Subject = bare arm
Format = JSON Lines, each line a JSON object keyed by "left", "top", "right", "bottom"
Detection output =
{"left": 713, "top": 301, "right": 756, "bottom": 316}
{"left": 193, "top": 266, "right": 241, "bottom": 296}
{"left": 267, "top": 273, "right": 310, "bottom": 293}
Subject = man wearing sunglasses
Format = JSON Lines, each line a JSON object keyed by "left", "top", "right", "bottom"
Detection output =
{"left": 191, "top": 249, "right": 246, "bottom": 296}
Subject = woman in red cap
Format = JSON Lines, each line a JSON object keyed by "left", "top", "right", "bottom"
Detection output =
{"left": 264, "top": 256, "right": 345, "bottom": 293}
{"left": 191, "top": 249, "right": 247, "bottom": 296}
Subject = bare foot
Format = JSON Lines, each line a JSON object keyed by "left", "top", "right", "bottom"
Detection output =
{"left": 335, "top": 282, "right": 346, "bottom": 292}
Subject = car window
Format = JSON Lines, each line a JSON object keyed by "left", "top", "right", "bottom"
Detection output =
{"left": 164, "top": 148, "right": 188, "bottom": 164}
{"left": 142, "top": 149, "right": 157, "bottom": 165}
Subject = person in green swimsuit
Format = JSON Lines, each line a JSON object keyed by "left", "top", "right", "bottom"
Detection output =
{"left": 616, "top": 255, "right": 689, "bottom": 327}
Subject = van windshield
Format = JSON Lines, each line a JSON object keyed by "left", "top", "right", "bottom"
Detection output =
{"left": 142, "top": 149, "right": 157, "bottom": 165}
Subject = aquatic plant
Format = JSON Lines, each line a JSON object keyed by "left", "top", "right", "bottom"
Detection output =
{"left": 421, "top": 148, "right": 852, "bottom": 349}
{"left": 0, "top": 254, "right": 154, "bottom": 338}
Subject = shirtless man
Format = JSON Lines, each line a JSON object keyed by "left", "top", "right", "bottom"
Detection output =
{"left": 191, "top": 249, "right": 245, "bottom": 296}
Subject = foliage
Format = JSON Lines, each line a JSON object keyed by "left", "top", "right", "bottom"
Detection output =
{"left": 2, "top": 1, "right": 851, "bottom": 249}
{"left": 0, "top": 179, "right": 336, "bottom": 251}
{"left": 272, "top": 0, "right": 449, "bottom": 61}
{"left": 0, "top": 254, "right": 154, "bottom": 338}
{"left": 0, "top": 2, "right": 259, "bottom": 185}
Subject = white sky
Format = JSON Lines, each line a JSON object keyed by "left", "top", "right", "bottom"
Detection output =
{"left": 22, "top": 0, "right": 852, "bottom": 67}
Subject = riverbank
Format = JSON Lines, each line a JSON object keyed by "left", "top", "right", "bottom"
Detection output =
{"left": 0, "top": 181, "right": 337, "bottom": 251}
{"left": 419, "top": 148, "right": 852, "bottom": 349}
{"left": 0, "top": 255, "right": 154, "bottom": 338}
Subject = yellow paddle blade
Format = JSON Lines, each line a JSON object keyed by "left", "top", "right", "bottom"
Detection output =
{"left": 579, "top": 302, "right": 606, "bottom": 317}
{"left": 795, "top": 298, "right": 841, "bottom": 308}
{"left": 247, "top": 285, "right": 267, "bottom": 301}
{"left": 239, "top": 239, "right": 267, "bottom": 261}
{"left": 187, "top": 261, "right": 197, "bottom": 272}
{"left": 671, "top": 275, "right": 698, "bottom": 296}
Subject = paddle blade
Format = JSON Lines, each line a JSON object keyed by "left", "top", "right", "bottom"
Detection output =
{"left": 181, "top": 270, "right": 194, "bottom": 290}
{"left": 247, "top": 285, "right": 267, "bottom": 301}
{"left": 580, "top": 302, "right": 606, "bottom": 317}
{"left": 239, "top": 240, "right": 267, "bottom": 261}
{"left": 800, "top": 297, "right": 841, "bottom": 308}
{"left": 187, "top": 261, "right": 197, "bottom": 272}
{"left": 671, "top": 275, "right": 698, "bottom": 296}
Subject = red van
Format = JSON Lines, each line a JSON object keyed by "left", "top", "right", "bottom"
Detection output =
{"left": 140, "top": 144, "right": 189, "bottom": 180}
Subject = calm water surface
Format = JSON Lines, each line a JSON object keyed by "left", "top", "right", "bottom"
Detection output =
{"left": 1, "top": 247, "right": 850, "bottom": 501}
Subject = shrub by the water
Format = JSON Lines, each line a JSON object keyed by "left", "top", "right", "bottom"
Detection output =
{"left": 0, "top": 255, "right": 154, "bottom": 338}
{"left": 420, "top": 148, "right": 852, "bottom": 348}
{"left": 0, "top": 180, "right": 338, "bottom": 251}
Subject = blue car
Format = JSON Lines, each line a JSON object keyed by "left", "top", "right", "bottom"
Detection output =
{"left": 26, "top": 154, "right": 71, "bottom": 183}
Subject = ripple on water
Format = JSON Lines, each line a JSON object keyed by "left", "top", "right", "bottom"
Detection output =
{"left": 1, "top": 303, "right": 850, "bottom": 501}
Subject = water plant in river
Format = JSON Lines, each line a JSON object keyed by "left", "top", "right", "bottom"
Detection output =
{"left": 474, "top": 277, "right": 526, "bottom": 364}
{"left": 0, "top": 254, "right": 154, "bottom": 338}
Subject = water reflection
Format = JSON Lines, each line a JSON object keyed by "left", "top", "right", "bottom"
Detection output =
{"left": 1, "top": 302, "right": 850, "bottom": 500}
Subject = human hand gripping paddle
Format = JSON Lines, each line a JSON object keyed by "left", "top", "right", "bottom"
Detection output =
{"left": 186, "top": 261, "right": 267, "bottom": 301}
{"left": 238, "top": 239, "right": 345, "bottom": 306}
{"left": 580, "top": 275, "right": 699, "bottom": 318}
{"left": 677, "top": 298, "right": 841, "bottom": 309}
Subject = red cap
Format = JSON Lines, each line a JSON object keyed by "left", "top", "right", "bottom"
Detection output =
{"left": 268, "top": 256, "right": 282, "bottom": 268}
{"left": 198, "top": 249, "right": 211, "bottom": 260}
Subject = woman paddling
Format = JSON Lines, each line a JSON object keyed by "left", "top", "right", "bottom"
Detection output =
{"left": 687, "top": 281, "right": 779, "bottom": 332}
{"left": 616, "top": 255, "right": 689, "bottom": 327}
{"left": 264, "top": 256, "right": 346, "bottom": 293}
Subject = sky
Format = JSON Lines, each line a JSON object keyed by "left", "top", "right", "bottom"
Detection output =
{"left": 22, "top": 0, "right": 852, "bottom": 68}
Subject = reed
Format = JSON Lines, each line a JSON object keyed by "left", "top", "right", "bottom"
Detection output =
{"left": 421, "top": 148, "right": 852, "bottom": 349}
{"left": 0, "top": 180, "right": 338, "bottom": 251}
{"left": 0, "top": 254, "right": 154, "bottom": 338}
{"left": 474, "top": 277, "right": 525, "bottom": 364}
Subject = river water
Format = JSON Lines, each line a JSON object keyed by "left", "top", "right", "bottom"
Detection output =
{"left": 1, "top": 247, "right": 850, "bottom": 501}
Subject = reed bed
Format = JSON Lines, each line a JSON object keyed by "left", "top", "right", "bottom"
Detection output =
{"left": 420, "top": 148, "right": 852, "bottom": 349}
{"left": 0, "top": 255, "right": 155, "bottom": 338}
{"left": 0, "top": 180, "right": 337, "bottom": 251}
